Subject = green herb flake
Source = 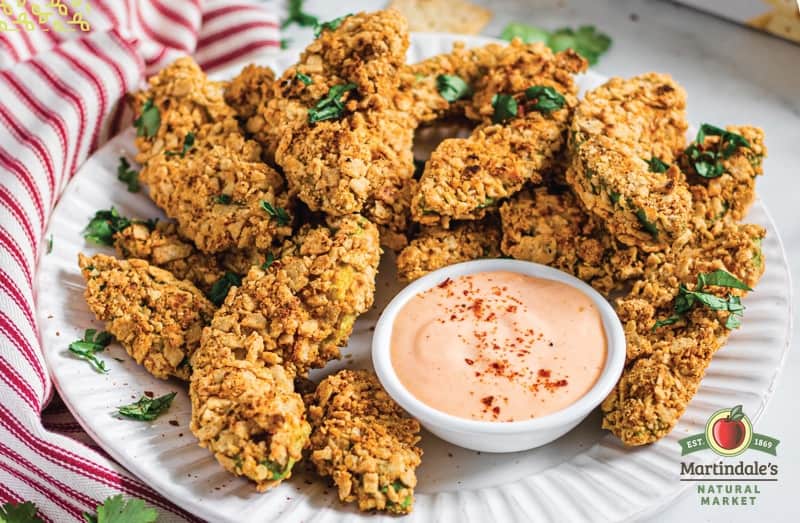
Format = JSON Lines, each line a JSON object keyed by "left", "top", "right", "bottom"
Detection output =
{"left": 117, "top": 392, "right": 176, "bottom": 422}
{"left": 609, "top": 191, "right": 621, "bottom": 205}
{"left": 436, "top": 74, "right": 472, "bottom": 103}
{"left": 84, "top": 208, "right": 132, "bottom": 246}
{"left": 413, "top": 158, "right": 426, "bottom": 178}
{"left": 69, "top": 329, "right": 113, "bottom": 373}
{"left": 524, "top": 85, "right": 565, "bottom": 113}
{"left": 282, "top": 0, "right": 318, "bottom": 29}
{"left": 635, "top": 208, "right": 658, "bottom": 238}
{"left": 260, "top": 200, "right": 290, "bottom": 226}
{"left": 214, "top": 194, "right": 233, "bottom": 205}
{"left": 654, "top": 269, "right": 751, "bottom": 330}
{"left": 684, "top": 124, "right": 751, "bottom": 179}
{"left": 314, "top": 14, "right": 350, "bottom": 37}
{"left": 500, "top": 23, "right": 612, "bottom": 65}
{"left": 647, "top": 156, "right": 670, "bottom": 173}
{"left": 46, "top": 234, "right": 53, "bottom": 254}
{"left": 308, "top": 83, "right": 357, "bottom": 123}
{"left": 206, "top": 271, "right": 242, "bottom": 306}
{"left": 1, "top": 501, "right": 45, "bottom": 523}
{"left": 262, "top": 457, "right": 296, "bottom": 480}
{"left": 82, "top": 495, "right": 157, "bottom": 523}
{"left": 280, "top": 38, "right": 291, "bottom": 50}
{"left": 491, "top": 93, "right": 518, "bottom": 124}
{"left": 296, "top": 72, "right": 313, "bottom": 85}
{"left": 165, "top": 132, "right": 195, "bottom": 158}
{"left": 133, "top": 98, "right": 160, "bottom": 139}
{"left": 117, "top": 157, "right": 140, "bottom": 192}
{"left": 261, "top": 252, "right": 275, "bottom": 271}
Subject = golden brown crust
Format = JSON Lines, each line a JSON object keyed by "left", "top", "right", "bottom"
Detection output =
{"left": 396, "top": 220, "right": 501, "bottom": 281}
{"left": 411, "top": 42, "right": 587, "bottom": 226}
{"left": 78, "top": 253, "right": 214, "bottom": 380}
{"left": 308, "top": 369, "right": 422, "bottom": 514}
{"left": 567, "top": 73, "right": 692, "bottom": 251}
{"left": 225, "top": 63, "right": 276, "bottom": 125}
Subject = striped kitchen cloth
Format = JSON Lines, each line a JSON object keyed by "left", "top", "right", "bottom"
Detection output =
{"left": 0, "top": 1, "right": 281, "bottom": 520}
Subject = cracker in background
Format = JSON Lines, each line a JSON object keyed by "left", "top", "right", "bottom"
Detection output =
{"left": 389, "top": 0, "right": 492, "bottom": 34}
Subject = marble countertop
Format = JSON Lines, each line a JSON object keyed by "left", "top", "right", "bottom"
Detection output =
{"left": 278, "top": 0, "right": 800, "bottom": 520}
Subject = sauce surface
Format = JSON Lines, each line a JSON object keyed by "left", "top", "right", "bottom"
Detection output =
{"left": 390, "top": 271, "right": 607, "bottom": 422}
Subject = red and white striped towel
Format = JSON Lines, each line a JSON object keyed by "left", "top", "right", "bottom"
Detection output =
{"left": 0, "top": 1, "right": 281, "bottom": 520}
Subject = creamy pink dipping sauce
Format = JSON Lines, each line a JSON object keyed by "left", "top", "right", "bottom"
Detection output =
{"left": 390, "top": 271, "right": 607, "bottom": 422}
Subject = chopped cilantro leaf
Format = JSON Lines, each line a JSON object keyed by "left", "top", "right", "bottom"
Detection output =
{"left": 262, "top": 457, "right": 296, "bottom": 480}
{"left": 308, "top": 83, "right": 357, "bottom": 123}
{"left": 436, "top": 74, "right": 472, "bottom": 103}
{"left": 635, "top": 208, "right": 658, "bottom": 238}
{"left": 117, "top": 157, "right": 140, "bottom": 192}
{"left": 282, "top": 0, "right": 318, "bottom": 29}
{"left": 314, "top": 14, "right": 350, "bottom": 37}
{"left": 214, "top": 194, "right": 233, "bottom": 205}
{"left": 117, "top": 392, "right": 176, "bottom": 422}
{"left": 684, "top": 124, "right": 750, "bottom": 179}
{"left": 69, "top": 329, "right": 113, "bottom": 373}
{"left": 260, "top": 200, "right": 290, "bottom": 226}
{"left": 207, "top": 271, "right": 242, "bottom": 306}
{"left": 261, "top": 252, "right": 275, "bottom": 271}
{"left": 83, "top": 208, "right": 132, "bottom": 246}
{"left": 491, "top": 93, "right": 518, "bottom": 124}
{"left": 164, "top": 132, "right": 195, "bottom": 158}
{"left": 82, "top": 494, "right": 157, "bottom": 523}
{"left": 296, "top": 72, "right": 313, "bottom": 85}
{"left": 500, "top": 23, "right": 612, "bottom": 65}
{"left": 1, "top": 501, "right": 44, "bottom": 523}
{"left": 280, "top": 38, "right": 291, "bottom": 50}
{"left": 524, "top": 85, "right": 565, "bottom": 113}
{"left": 647, "top": 156, "right": 670, "bottom": 173}
{"left": 133, "top": 98, "right": 160, "bottom": 139}
{"left": 654, "top": 269, "right": 750, "bottom": 330}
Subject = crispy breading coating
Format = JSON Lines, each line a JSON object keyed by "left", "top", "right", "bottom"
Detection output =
{"left": 254, "top": 10, "right": 414, "bottom": 234}
{"left": 139, "top": 136, "right": 293, "bottom": 254}
{"left": 683, "top": 125, "right": 766, "bottom": 226}
{"left": 78, "top": 253, "right": 214, "bottom": 380}
{"left": 308, "top": 370, "right": 422, "bottom": 514}
{"left": 225, "top": 64, "right": 276, "bottom": 125}
{"left": 601, "top": 220, "right": 766, "bottom": 445}
{"left": 396, "top": 220, "right": 501, "bottom": 281}
{"left": 189, "top": 216, "right": 380, "bottom": 490}
{"left": 567, "top": 74, "right": 692, "bottom": 251}
{"left": 132, "top": 57, "right": 237, "bottom": 164}
{"left": 411, "top": 43, "right": 587, "bottom": 226}
{"left": 190, "top": 344, "right": 309, "bottom": 491}
{"left": 114, "top": 221, "right": 272, "bottom": 293}
{"left": 499, "top": 187, "right": 645, "bottom": 295}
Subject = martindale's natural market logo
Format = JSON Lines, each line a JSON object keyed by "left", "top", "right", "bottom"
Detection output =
{"left": 678, "top": 405, "right": 780, "bottom": 507}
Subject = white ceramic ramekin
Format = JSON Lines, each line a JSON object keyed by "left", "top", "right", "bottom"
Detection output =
{"left": 372, "top": 259, "right": 626, "bottom": 453}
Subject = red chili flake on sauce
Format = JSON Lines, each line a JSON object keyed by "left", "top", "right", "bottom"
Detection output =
{"left": 464, "top": 358, "right": 474, "bottom": 365}
{"left": 480, "top": 395, "right": 494, "bottom": 407}
{"left": 438, "top": 277, "right": 453, "bottom": 288}
{"left": 538, "top": 369, "right": 551, "bottom": 378}
{"left": 492, "top": 406, "right": 500, "bottom": 416}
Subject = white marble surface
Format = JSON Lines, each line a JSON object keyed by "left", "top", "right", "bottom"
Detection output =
{"left": 276, "top": 0, "right": 800, "bottom": 520}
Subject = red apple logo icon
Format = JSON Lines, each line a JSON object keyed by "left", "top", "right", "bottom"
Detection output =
{"left": 712, "top": 405, "right": 747, "bottom": 450}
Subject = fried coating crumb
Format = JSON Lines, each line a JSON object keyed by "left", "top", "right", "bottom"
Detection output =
{"left": 396, "top": 220, "right": 501, "bottom": 281}
{"left": 411, "top": 42, "right": 587, "bottom": 226}
{"left": 132, "top": 57, "right": 236, "bottom": 164}
{"left": 683, "top": 125, "right": 766, "bottom": 226}
{"left": 500, "top": 187, "right": 645, "bottom": 295}
{"left": 114, "top": 221, "right": 274, "bottom": 293}
{"left": 225, "top": 64, "right": 276, "bottom": 125}
{"left": 601, "top": 220, "right": 766, "bottom": 445}
{"left": 309, "top": 369, "right": 422, "bottom": 514}
{"left": 567, "top": 73, "right": 692, "bottom": 251}
{"left": 78, "top": 253, "right": 214, "bottom": 380}
{"left": 256, "top": 10, "right": 414, "bottom": 236}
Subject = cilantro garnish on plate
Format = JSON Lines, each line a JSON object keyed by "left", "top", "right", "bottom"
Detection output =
{"left": 491, "top": 93, "right": 518, "bottom": 124}
{"left": 283, "top": 0, "right": 318, "bottom": 29}
{"left": 133, "top": 98, "right": 160, "bottom": 139}
{"left": 314, "top": 14, "right": 350, "bottom": 38}
{"left": 684, "top": 124, "right": 750, "bottom": 179}
{"left": 500, "top": 23, "right": 612, "bottom": 65}
{"left": 260, "top": 200, "right": 290, "bottom": 225}
{"left": 69, "top": 329, "right": 113, "bottom": 373}
{"left": 207, "top": 271, "right": 243, "bottom": 306}
{"left": 83, "top": 494, "right": 158, "bottom": 523}
{"left": 164, "top": 132, "right": 195, "bottom": 158}
{"left": 654, "top": 269, "right": 752, "bottom": 329}
{"left": 308, "top": 83, "right": 357, "bottom": 123}
{"left": 436, "top": 74, "right": 472, "bottom": 102}
{"left": 116, "top": 157, "right": 140, "bottom": 192}
{"left": 117, "top": 392, "right": 177, "bottom": 422}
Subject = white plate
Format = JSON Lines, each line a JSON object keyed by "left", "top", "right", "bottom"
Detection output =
{"left": 36, "top": 34, "right": 793, "bottom": 522}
